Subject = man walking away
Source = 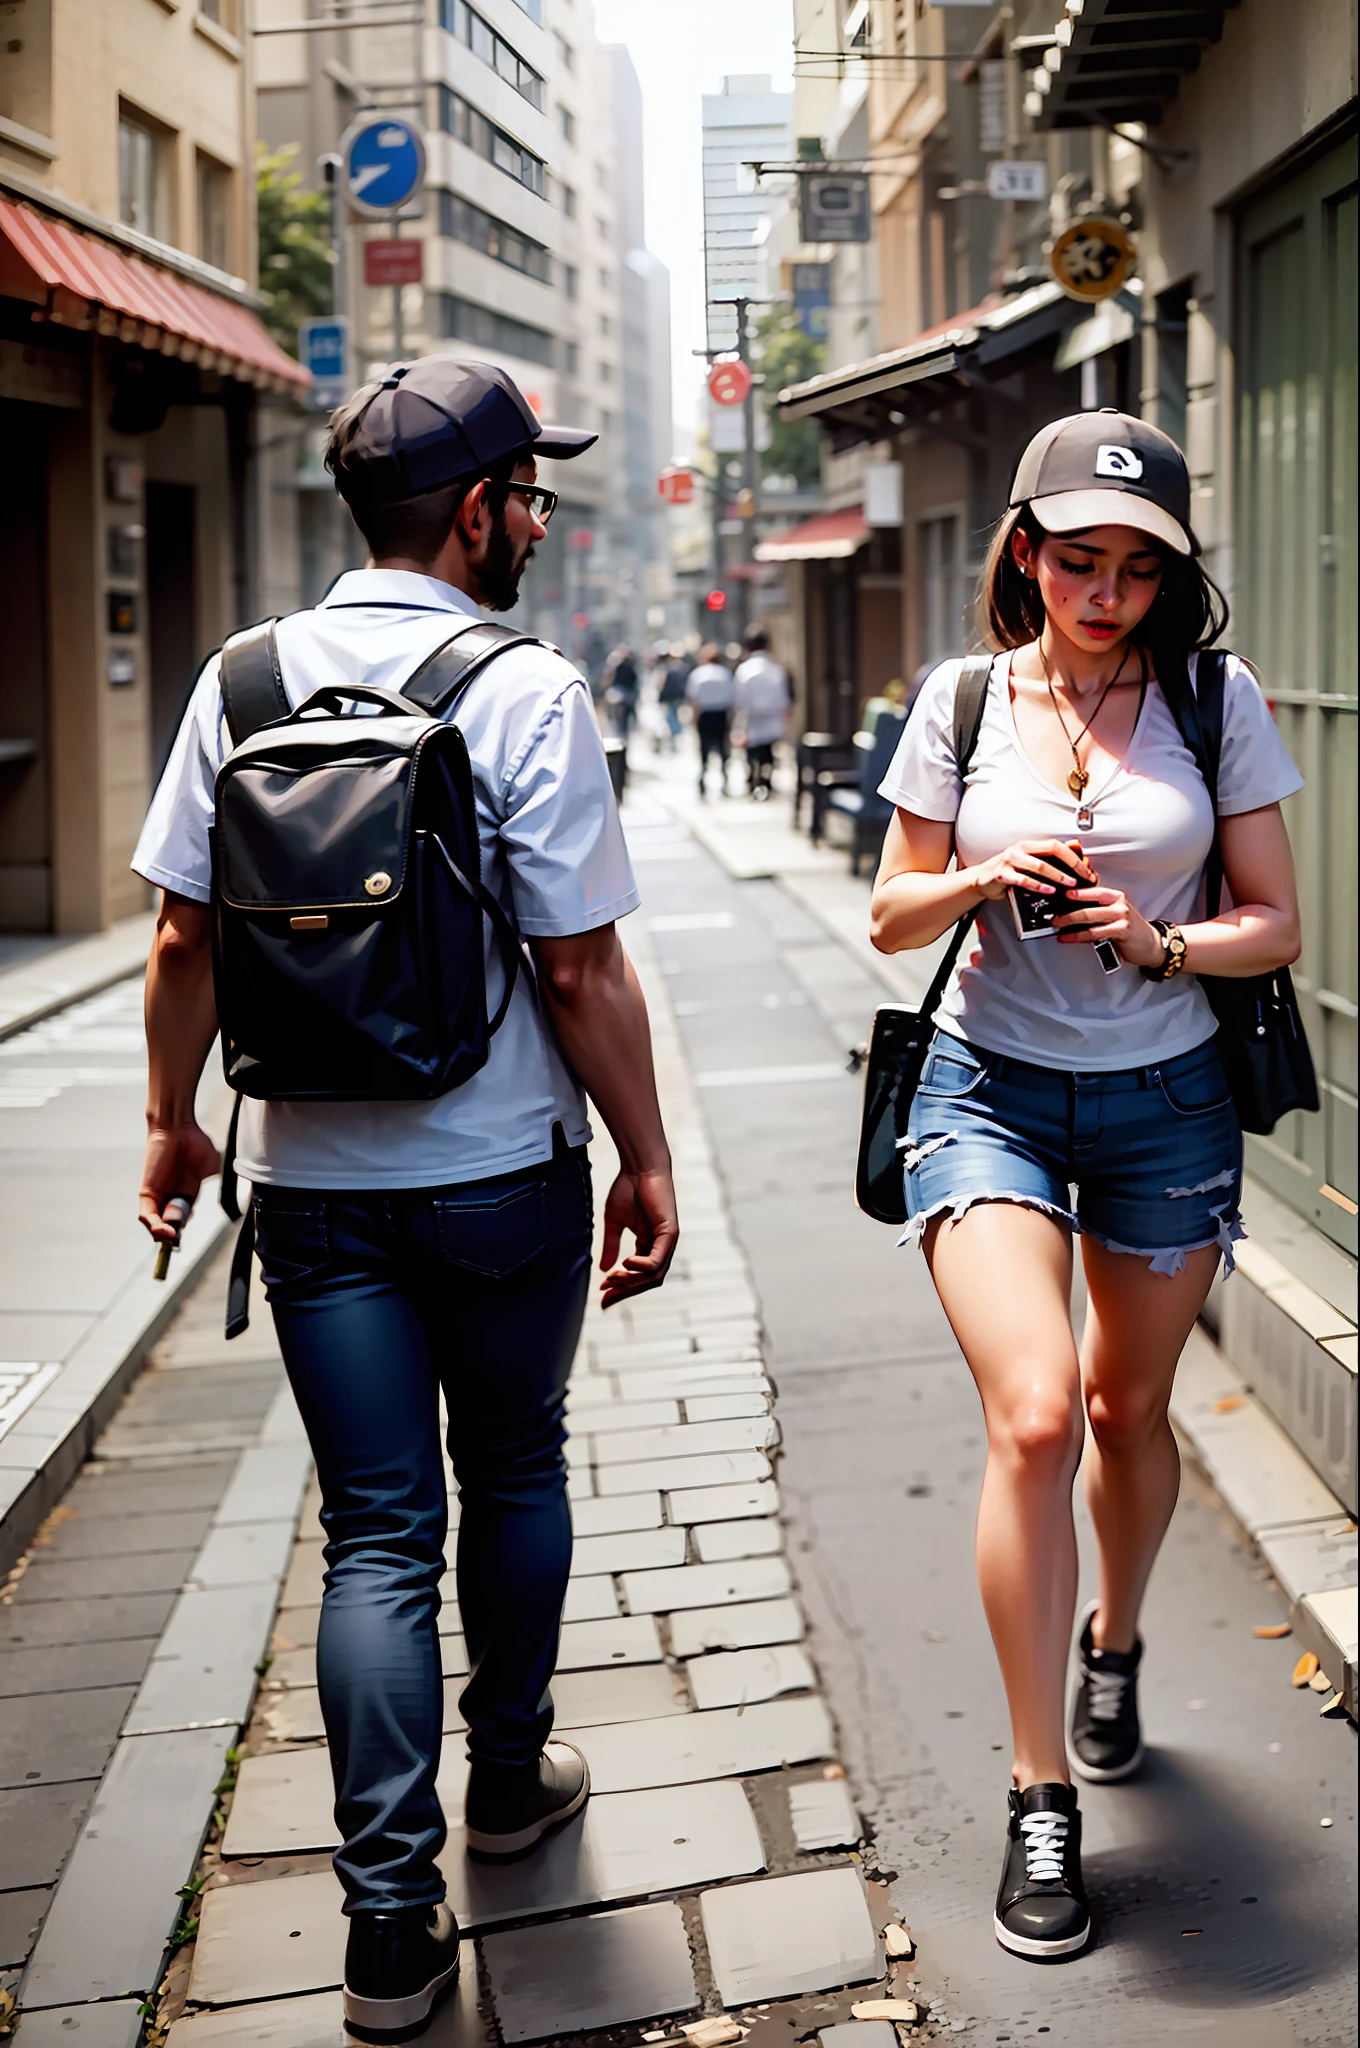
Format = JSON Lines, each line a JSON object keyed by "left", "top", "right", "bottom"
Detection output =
{"left": 657, "top": 642, "right": 690, "bottom": 752}
{"left": 734, "top": 627, "right": 791, "bottom": 800}
{"left": 604, "top": 645, "right": 639, "bottom": 737}
{"left": 686, "top": 641, "right": 735, "bottom": 797}
{"left": 133, "top": 358, "right": 679, "bottom": 2044}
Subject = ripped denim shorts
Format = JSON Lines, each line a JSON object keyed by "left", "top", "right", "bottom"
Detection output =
{"left": 902, "top": 1030, "right": 1244, "bottom": 1277}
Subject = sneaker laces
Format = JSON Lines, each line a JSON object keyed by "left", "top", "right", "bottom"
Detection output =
{"left": 1086, "top": 1664, "right": 1132, "bottom": 1722}
{"left": 1019, "top": 1809, "right": 1069, "bottom": 1884}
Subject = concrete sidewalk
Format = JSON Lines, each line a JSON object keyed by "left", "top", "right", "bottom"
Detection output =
{"left": 0, "top": 918, "right": 232, "bottom": 1578}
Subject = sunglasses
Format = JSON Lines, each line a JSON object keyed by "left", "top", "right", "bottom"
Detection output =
{"left": 502, "top": 482, "right": 558, "bottom": 524}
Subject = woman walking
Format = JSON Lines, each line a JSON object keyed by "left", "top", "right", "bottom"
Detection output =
{"left": 870, "top": 412, "right": 1303, "bottom": 1961}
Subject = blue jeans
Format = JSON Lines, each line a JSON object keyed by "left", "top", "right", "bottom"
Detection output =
{"left": 903, "top": 1031, "right": 1244, "bottom": 1276}
{"left": 253, "top": 1133, "right": 593, "bottom": 1913}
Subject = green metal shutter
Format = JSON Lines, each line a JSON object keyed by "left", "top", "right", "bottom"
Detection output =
{"left": 1234, "top": 130, "right": 1358, "bottom": 1253}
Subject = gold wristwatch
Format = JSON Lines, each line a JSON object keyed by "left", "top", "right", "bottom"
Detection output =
{"left": 1140, "top": 920, "right": 1187, "bottom": 982}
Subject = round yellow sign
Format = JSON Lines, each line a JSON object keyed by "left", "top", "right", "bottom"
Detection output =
{"left": 1049, "top": 216, "right": 1136, "bottom": 303}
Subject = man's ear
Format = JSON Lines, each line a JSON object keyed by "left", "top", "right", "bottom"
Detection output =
{"left": 455, "top": 478, "right": 488, "bottom": 551}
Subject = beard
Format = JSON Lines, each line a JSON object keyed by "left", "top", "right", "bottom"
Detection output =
{"left": 477, "top": 513, "right": 534, "bottom": 612}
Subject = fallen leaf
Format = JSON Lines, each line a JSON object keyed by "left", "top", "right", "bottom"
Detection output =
{"left": 1326, "top": 1521, "right": 1357, "bottom": 1537}
{"left": 882, "top": 1922, "right": 915, "bottom": 1958}
{"left": 682, "top": 2023, "right": 744, "bottom": 2048}
{"left": 1291, "top": 1652, "right": 1320, "bottom": 1687}
{"left": 823, "top": 1762, "right": 846, "bottom": 1779}
{"left": 1309, "top": 1668, "right": 1334, "bottom": 1693}
{"left": 1252, "top": 1623, "right": 1292, "bottom": 1639}
{"left": 850, "top": 2000, "right": 919, "bottom": 2023}
{"left": 1213, "top": 1396, "right": 1246, "bottom": 1413}
{"left": 1319, "top": 1691, "right": 1348, "bottom": 1719}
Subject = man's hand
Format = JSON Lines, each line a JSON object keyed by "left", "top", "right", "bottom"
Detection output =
{"left": 140, "top": 892, "right": 221, "bottom": 1244}
{"left": 599, "top": 1165, "right": 680, "bottom": 1309}
{"left": 139, "top": 1121, "right": 222, "bottom": 1243}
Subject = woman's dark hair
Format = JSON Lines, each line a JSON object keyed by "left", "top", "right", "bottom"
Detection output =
{"left": 975, "top": 504, "right": 1229, "bottom": 660}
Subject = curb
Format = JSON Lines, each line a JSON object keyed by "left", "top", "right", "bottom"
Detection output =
{"left": 0, "top": 1187, "right": 233, "bottom": 1576}
{"left": 1170, "top": 1324, "right": 1357, "bottom": 1717}
{"left": 0, "top": 912, "right": 154, "bottom": 1043}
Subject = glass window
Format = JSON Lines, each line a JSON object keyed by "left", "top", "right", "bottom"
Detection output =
{"left": 437, "top": 189, "right": 551, "bottom": 282}
{"left": 559, "top": 105, "right": 576, "bottom": 144}
{"left": 440, "top": 0, "right": 544, "bottom": 110}
{"left": 118, "top": 108, "right": 166, "bottom": 240}
{"left": 555, "top": 32, "right": 575, "bottom": 71}
{"left": 565, "top": 340, "right": 579, "bottom": 375}
{"left": 441, "top": 90, "right": 545, "bottom": 196}
{"left": 196, "top": 152, "right": 231, "bottom": 271}
{"left": 434, "top": 292, "right": 555, "bottom": 367}
{"left": 564, "top": 263, "right": 578, "bottom": 299}
{"left": 561, "top": 182, "right": 577, "bottom": 218}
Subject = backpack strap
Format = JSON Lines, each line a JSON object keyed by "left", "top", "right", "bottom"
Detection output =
{"left": 1159, "top": 647, "right": 1228, "bottom": 914}
{"left": 220, "top": 620, "right": 289, "bottom": 747}
{"left": 402, "top": 621, "right": 542, "bottom": 718}
{"left": 951, "top": 651, "right": 993, "bottom": 777}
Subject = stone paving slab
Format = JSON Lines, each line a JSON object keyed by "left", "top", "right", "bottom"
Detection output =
{"left": 597, "top": 1449, "right": 772, "bottom": 1495}
{"left": 621, "top": 1555, "right": 792, "bottom": 1614}
{"left": 788, "top": 1775, "right": 863, "bottom": 1850}
{"left": 166, "top": 1963, "right": 486, "bottom": 2045}
{"left": 669, "top": 1596, "right": 805, "bottom": 1656}
{"left": 482, "top": 1900, "right": 698, "bottom": 2042}
{"left": 193, "top": 1779, "right": 766, "bottom": 2002}
{"left": 692, "top": 1517, "right": 784, "bottom": 1561}
{"left": 699, "top": 1867, "right": 882, "bottom": 2004}
{"left": 684, "top": 1644, "right": 818, "bottom": 1711}
{"left": 14, "top": 2001, "right": 146, "bottom": 2046}
{"left": 0, "top": 1683, "right": 134, "bottom": 1789}
{"left": 124, "top": 1582, "right": 281, "bottom": 1734}
{"left": 568, "top": 1696, "right": 833, "bottom": 1793}
{"left": 665, "top": 1478, "right": 779, "bottom": 1523}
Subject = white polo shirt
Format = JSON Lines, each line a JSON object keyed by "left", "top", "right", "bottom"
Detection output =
{"left": 133, "top": 570, "right": 640, "bottom": 1189}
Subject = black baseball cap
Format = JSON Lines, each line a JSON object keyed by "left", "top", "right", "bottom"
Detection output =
{"left": 1009, "top": 408, "right": 1195, "bottom": 556}
{"left": 330, "top": 356, "right": 597, "bottom": 507}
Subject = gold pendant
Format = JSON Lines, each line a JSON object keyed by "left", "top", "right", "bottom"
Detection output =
{"left": 1068, "top": 766, "right": 1089, "bottom": 797}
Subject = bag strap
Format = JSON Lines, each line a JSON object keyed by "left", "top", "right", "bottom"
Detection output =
{"left": 915, "top": 653, "right": 996, "bottom": 1020}
{"left": 402, "top": 620, "right": 541, "bottom": 718}
{"left": 220, "top": 621, "right": 289, "bottom": 747}
{"left": 1159, "top": 647, "right": 1228, "bottom": 916}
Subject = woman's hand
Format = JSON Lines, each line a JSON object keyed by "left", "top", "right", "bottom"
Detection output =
{"left": 1054, "top": 882, "right": 1165, "bottom": 968}
{"left": 966, "top": 838, "right": 1095, "bottom": 903}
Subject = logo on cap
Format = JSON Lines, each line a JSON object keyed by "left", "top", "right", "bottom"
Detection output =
{"left": 1095, "top": 444, "right": 1144, "bottom": 480}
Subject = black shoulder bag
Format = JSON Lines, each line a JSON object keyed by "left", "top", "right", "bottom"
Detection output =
{"left": 854, "top": 654, "right": 992, "bottom": 1225}
{"left": 1159, "top": 650, "right": 1319, "bottom": 1136}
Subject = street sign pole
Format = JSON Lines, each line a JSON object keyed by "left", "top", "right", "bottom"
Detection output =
{"left": 390, "top": 219, "right": 404, "bottom": 361}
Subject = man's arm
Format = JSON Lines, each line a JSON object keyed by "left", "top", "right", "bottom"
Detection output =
{"left": 139, "top": 893, "right": 222, "bottom": 1244}
{"left": 531, "top": 924, "right": 678, "bottom": 1308}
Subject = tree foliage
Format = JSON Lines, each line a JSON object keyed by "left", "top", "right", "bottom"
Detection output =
{"left": 757, "top": 306, "right": 827, "bottom": 490}
{"left": 256, "top": 143, "right": 334, "bottom": 356}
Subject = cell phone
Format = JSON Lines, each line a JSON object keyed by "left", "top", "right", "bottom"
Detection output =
{"left": 1006, "top": 845, "right": 1122, "bottom": 975}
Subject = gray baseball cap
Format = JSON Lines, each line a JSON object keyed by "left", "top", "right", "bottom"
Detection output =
{"left": 1009, "top": 408, "right": 1194, "bottom": 556}
{"left": 330, "top": 355, "right": 597, "bottom": 507}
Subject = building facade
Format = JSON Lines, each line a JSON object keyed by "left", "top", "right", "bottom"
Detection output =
{"left": 1, "top": 0, "right": 306, "bottom": 934}
{"left": 256, "top": 0, "right": 672, "bottom": 670}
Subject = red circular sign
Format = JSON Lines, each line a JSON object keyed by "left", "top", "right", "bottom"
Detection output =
{"left": 708, "top": 359, "right": 753, "bottom": 407}
{"left": 704, "top": 589, "right": 727, "bottom": 612}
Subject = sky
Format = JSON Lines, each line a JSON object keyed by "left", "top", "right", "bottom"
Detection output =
{"left": 593, "top": 0, "right": 794, "bottom": 453}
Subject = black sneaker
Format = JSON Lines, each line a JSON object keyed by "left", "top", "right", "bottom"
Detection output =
{"left": 343, "top": 1902, "right": 460, "bottom": 2044}
{"left": 993, "top": 1782, "right": 1091, "bottom": 1960}
{"left": 1069, "top": 1600, "right": 1144, "bottom": 1782}
{"left": 464, "top": 1739, "right": 590, "bottom": 1862}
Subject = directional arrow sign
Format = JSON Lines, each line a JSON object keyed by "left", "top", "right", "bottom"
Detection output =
{"left": 342, "top": 116, "right": 426, "bottom": 219}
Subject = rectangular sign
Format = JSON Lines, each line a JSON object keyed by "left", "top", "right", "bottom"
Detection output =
{"left": 364, "top": 238, "right": 424, "bottom": 287}
{"left": 987, "top": 160, "right": 1048, "bottom": 202}
{"left": 299, "top": 316, "right": 349, "bottom": 412}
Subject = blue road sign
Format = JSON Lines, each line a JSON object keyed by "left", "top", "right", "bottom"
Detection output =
{"left": 342, "top": 117, "right": 426, "bottom": 218}
{"left": 299, "top": 315, "right": 349, "bottom": 411}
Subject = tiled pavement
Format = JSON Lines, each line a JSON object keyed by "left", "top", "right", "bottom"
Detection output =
{"left": 147, "top": 871, "right": 918, "bottom": 2043}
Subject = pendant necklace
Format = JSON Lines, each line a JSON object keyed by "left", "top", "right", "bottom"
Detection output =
{"left": 1043, "top": 640, "right": 1134, "bottom": 830}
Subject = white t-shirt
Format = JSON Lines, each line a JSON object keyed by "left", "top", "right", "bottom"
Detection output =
{"left": 686, "top": 663, "right": 736, "bottom": 712}
{"left": 734, "top": 654, "right": 791, "bottom": 745}
{"left": 133, "top": 570, "right": 640, "bottom": 1188}
{"left": 878, "top": 650, "right": 1303, "bottom": 1072}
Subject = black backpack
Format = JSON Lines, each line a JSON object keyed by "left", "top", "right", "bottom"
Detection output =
{"left": 210, "top": 611, "right": 538, "bottom": 1333}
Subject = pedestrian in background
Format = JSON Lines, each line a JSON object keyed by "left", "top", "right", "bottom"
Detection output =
{"left": 603, "top": 644, "right": 639, "bottom": 738}
{"left": 734, "top": 627, "right": 791, "bottom": 800}
{"left": 134, "top": 359, "right": 679, "bottom": 2042}
{"left": 657, "top": 642, "right": 690, "bottom": 752}
{"left": 686, "top": 641, "right": 735, "bottom": 798}
{"left": 870, "top": 412, "right": 1303, "bottom": 1962}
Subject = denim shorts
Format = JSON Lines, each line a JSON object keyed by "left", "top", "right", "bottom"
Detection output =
{"left": 902, "top": 1030, "right": 1245, "bottom": 1276}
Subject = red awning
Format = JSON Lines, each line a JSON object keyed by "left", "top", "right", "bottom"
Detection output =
{"left": 0, "top": 196, "right": 309, "bottom": 392}
{"left": 754, "top": 507, "right": 870, "bottom": 562}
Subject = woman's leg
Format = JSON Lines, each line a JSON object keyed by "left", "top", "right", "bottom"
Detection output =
{"left": 924, "top": 1201, "right": 1087, "bottom": 1788}
{"left": 1079, "top": 1240, "right": 1220, "bottom": 1652}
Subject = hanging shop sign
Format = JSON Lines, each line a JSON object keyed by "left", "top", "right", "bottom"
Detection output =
{"left": 987, "top": 160, "right": 1048, "bottom": 203}
{"left": 708, "top": 358, "right": 753, "bottom": 407}
{"left": 1049, "top": 216, "right": 1136, "bottom": 303}
{"left": 657, "top": 466, "right": 696, "bottom": 505}
{"left": 799, "top": 171, "right": 871, "bottom": 243}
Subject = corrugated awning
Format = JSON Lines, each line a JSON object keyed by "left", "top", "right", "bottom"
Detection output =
{"left": 0, "top": 196, "right": 309, "bottom": 393}
{"left": 1024, "top": 0, "right": 1233, "bottom": 130}
{"left": 775, "top": 282, "right": 1077, "bottom": 450}
{"left": 754, "top": 507, "right": 870, "bottom": 561}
